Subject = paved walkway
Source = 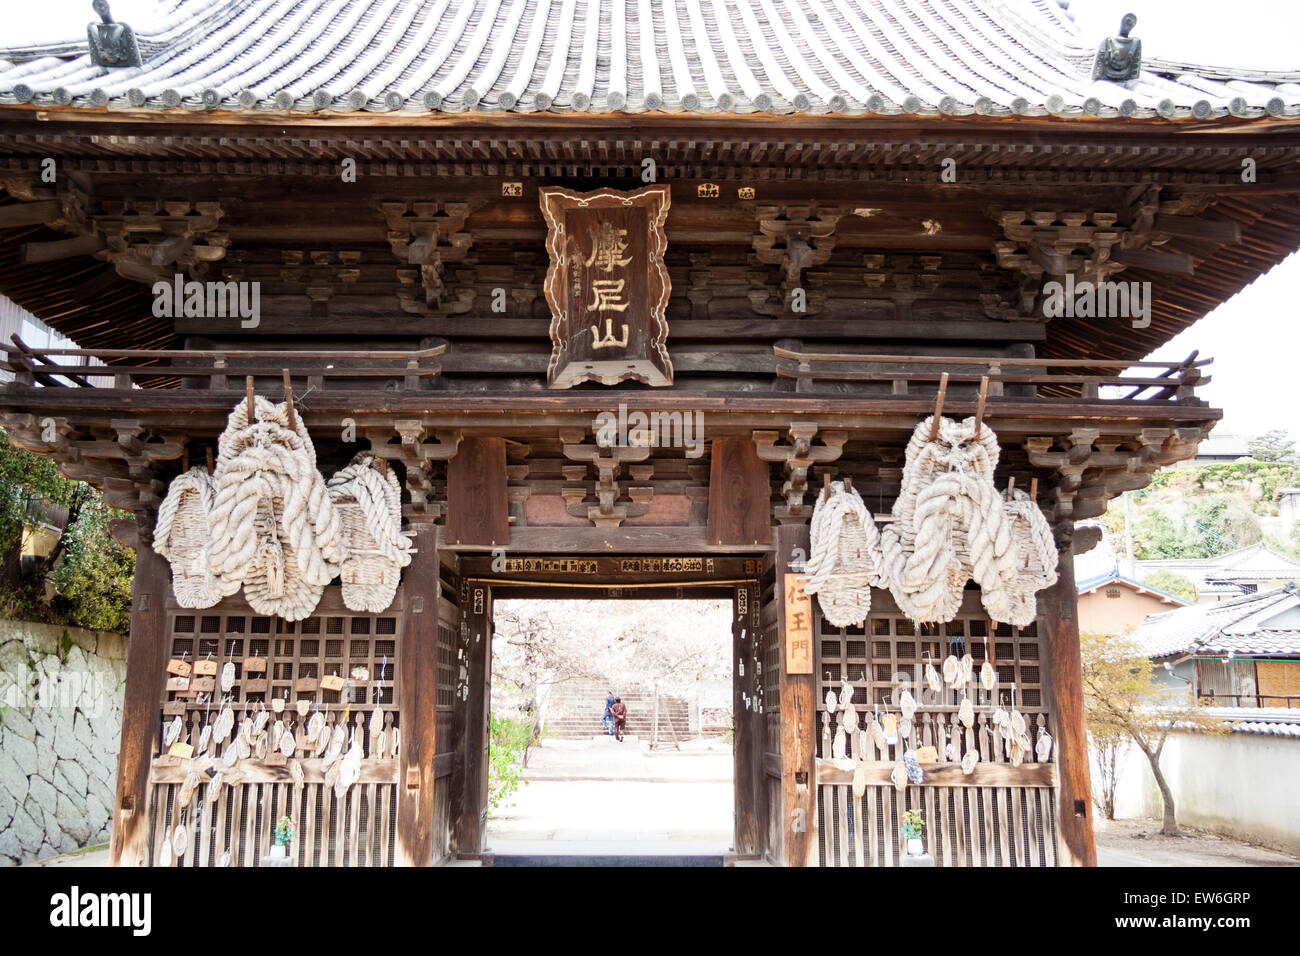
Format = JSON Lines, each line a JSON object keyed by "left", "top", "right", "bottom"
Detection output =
{"left": 487, "top": 736, "right": 734, "bottom": 853}
{"left": 1095, "top": 817, "right": 1300, "bottom": 867}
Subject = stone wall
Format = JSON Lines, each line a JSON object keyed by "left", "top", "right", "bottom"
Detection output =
{"left": 0, "top": 620, "right": 127, "bottom": 865}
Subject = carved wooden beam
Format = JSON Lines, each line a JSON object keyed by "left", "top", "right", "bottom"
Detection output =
{"left": 93, "top": 199, "right": 228, "bottom": 284}
{"left": 752, "top": 423, "right": 847, "bottom": 521}
{"left": 748, "top": 203, "right": 846, "bottom": 314}
{"left": 382, "top": 200, "right": 476, "bottom": 314}
{"left": 558, "top": 427, "right": 651, "bottom": 527}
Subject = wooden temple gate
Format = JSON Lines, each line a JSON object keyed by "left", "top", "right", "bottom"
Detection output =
{"left": 4, "top": 0, "right": 1299, "bottom": 868}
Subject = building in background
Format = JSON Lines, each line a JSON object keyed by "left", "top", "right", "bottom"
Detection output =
{"left": 1134, "top": 584, "right": 1300, "bottom": 707}
{"left": 1137, "top": 543, "right": 1300, "bottom": 603}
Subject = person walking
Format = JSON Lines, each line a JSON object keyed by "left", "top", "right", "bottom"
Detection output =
{"left": 602, "top": 690, "right": 615, "bottom": 735}
{"left": 610, "top": 697, "right": 628, "bottom": 742}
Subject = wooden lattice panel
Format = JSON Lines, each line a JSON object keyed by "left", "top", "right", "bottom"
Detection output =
{"left": 149, "top": 587, "right": 404, "bottom": 866}
{"left": 811, "top": 588, "right": 1059, "bottom": 867}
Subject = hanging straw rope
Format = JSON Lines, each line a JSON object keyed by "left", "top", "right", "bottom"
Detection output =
{"left": 1000, "top": 487, "right": 1060, "bottom": 626}
{"left": 803, "top": 480, "right": 881, "bottom": 627}
{"left": 154, "top": 466, "right": 239, "bottom": 608}
{"left": 879, "top": 414, "right": 1020, "bottom": 624}
{"left": 327, "top": 452, "right": 414, "bottom": 613}
{"left": 207, "top": 396, "right": 343, "bottom": 621}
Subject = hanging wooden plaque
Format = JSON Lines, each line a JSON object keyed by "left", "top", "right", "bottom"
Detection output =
{"left": 782, "top": 573, "right": 814, "bottom": 675}
{"left": 539, "top": 184, "right": 672, "bottom": 387}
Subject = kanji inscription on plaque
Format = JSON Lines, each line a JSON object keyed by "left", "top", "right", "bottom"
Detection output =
{"left": 539, "top": 185, "right": 672, "bottom": 387}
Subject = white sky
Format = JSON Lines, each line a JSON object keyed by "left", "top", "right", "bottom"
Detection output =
{"left": 6, "top": 0, "right": 1299, "bottom": 437}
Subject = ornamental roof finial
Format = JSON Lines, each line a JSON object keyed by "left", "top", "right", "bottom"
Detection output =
{"left": 1092, "top": 13, "right": 1142, "bottom": 85}
{"left": 88, "top": 0, "right": 142, "bottom": 68}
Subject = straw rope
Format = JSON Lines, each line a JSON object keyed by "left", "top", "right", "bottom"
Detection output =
{"left": 327, "top": 452, "right": 414, "bottom": 613}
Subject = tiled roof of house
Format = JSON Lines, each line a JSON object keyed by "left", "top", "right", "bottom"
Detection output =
{"left": 1134, "top": 585, "right": 1300, "bottom": 658}
{"left": 1137, "top": 543, "right": 1300, "bottom": 589}
{"left": 1076, "top": 569, "right": 1191, "bottom": 607}
{"left": 2, "top": 0, "right": 1299, "bottom": 120}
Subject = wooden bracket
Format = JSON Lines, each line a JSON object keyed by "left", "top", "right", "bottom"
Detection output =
{"left": 753, "top": 423, "right": 847, "bottom": 519}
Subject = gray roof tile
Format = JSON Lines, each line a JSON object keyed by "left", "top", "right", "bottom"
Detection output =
{"left": 2, "top": 0, "right": 1298, "bottom": 119}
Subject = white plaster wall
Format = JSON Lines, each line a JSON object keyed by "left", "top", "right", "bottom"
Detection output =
{"left": 0, "top": 621, "right": 127, "bottom": 865}
{"left": 1107, "top": 731, "right": 1300, "bottom": 856}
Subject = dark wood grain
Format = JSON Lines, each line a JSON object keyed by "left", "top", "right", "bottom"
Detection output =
{"left": 1036, "top": 539, "right": 1098, "bottom": 866}
{"left": 707, "top": 437, "right": 772, "bottom": 546}
{"left": 109, "top": 544, "right": 169, "bottom": 867}
{"left": 395, "top": 525, "right": 441, "bottom": 865}
{"left": 445, "top": 436, "right": 509, "bottom": 547}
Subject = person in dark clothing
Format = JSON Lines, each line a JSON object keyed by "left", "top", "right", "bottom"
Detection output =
{"left": 610, "top": 697, "right": 628, "bottom": 742}
{"left": 602, "top": 690, "right": 615, "bottom": 735}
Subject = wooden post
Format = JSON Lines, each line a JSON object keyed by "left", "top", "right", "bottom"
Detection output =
{"left": 110, "top": 541, "right": 169, "bottom": 866}
{"left": 395, "top": 524, "right": 441, "bottom": 865}
{"left": 1037, "top": 530, "right": 1098, "bottom": 866}
{"left": 732, "top": 581, "right": 763, "bottom": 857}
{"left": 775, "top": 522, "right": 816, "bottom": 866}
{"left": 445, "top": 437, "right": 509, "bottom": 547}
{"left": 707, "top": 437, "right": 772, "bottom": 546}
{"left": 451, "top": 582, "right": 491, "bottom": 855}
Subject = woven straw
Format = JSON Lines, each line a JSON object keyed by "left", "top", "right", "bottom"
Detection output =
{"left": 327, "top": 452, "right": 414, "bottom": 613}
{"left": 804, "top": 480, "right": 880, "bottom": 627}
{"left": 154, "top": 467, "right": 238, "bottom": 609}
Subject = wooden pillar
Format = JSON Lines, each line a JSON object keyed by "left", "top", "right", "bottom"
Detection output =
{"left": 451, "top": 582, "right": 491, "bottom": 855}
{"left": 396, "top": 524, "right": 441, "bottom": 865}
{"left": 1038, "top": 531, "right": 1098, "bottom": 866}
{"left": 775, "top": 522, "right": 816, "bottom": 866}
{"left": 732, "top": 581, "right": 763, "bottom": 856}
{"left": 110, "top": 543, "right": 169, "bottom": 867}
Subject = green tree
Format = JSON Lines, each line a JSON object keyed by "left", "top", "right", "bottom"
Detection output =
{"left": 1131, "top": 510, "right": 1195, "bottom": 559}
{"left": 1139, "top": 569, "right": 1197, "bottom": 603}
{"left": 1248, "top": 430, "right": 1295, "bottom": 463}
{"left": 1081, "top": 631, "right": 1226, "bottom": 836}
{"left": 487, "top": 713, "right": 532, "bottom": 814}
{"left": 1188, "top": 495, "right": 1261, "bottom": 556}
{"left": 0, "top": 428, "right": 133, "bottom": 632}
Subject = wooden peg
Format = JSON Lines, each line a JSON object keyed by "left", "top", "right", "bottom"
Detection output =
{"left": 282, "top": 369, "right": 296, "bottom": 431}
{"left": 974, "top": 375, "right": 989, "bottom": 439}
{"left": 822, "top": 471, "right": 831, "bottom": 501}
{"left": 1007, "top": 476, "right": 1016, "bottom": 496}
{"left": 929, "top": 372, "right": 949, "bottom": 440}
{"left": 206, "top": 447, "right": 214, "bottom": 473}
{"left": 245, "top": 376, "right": 255, "bottom": 421}
{"left": 844, "top": 476, "right": 853, "bottom": 494}
{"left": 1030, "top": 477, "right": 1039, "bottom": 502}
{"left": 182, "top": 447, "right": 189, "bottom": 473}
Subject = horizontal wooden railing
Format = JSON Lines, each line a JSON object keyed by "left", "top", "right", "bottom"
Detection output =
{"left": 774, "top": 341, "right": 1210, "bottom": 403}
{"left": 2, "top": 334, "right": 447, "bottom": 391}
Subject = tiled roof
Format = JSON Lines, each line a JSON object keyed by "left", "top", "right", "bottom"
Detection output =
{"left": 1231, "top": 720, "right": 1300, "bottom": 738}
{"left": 1076, "top": 569, "right": 1191, "bottom": 607}
{"left": 2, "top": 0, "right": 1299, "bottom": 120}
{"left": 1134, "top": 585, "right": 1300, "bottom": 658}
{"left": 1137, "top": 543, "right": 1300, "bottom": 590}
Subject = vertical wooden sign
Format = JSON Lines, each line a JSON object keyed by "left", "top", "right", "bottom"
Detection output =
{"left": 539, "top": 185, "right": 672, "bottom": 388}
{"left": 782, "top": 573, "right": 814, "bottom": 675}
